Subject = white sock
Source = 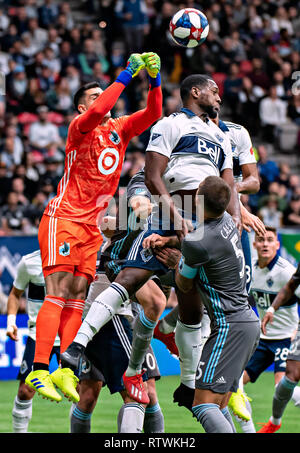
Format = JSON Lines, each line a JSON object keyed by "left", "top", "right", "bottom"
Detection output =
{"left": 12, "top": 396, "right": 33, "bottom": 433}
{"left": 233, "top": 397, "right": 256, "bottom": 433}
{"left": 74, "top": 283, "right": 129, "bottom": 347}
{"left": 118, "top": 403, "right": 145, "bottom": 433}
{"left": 238, "top": 374, "right": 244, "bottom": 392}
{"left": 270, "top": 416, "right": 281, "bottom": 425}
{"left": 175, "top": 319, "right": 202, "bottom": 389}
{"left": 292, "top": 385, "right": 300, "bottom": 407}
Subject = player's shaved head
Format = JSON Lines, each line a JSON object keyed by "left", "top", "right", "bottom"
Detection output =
{"left": 197, "top": 176, "right": 231, "bottom": 217}
{"left": 180, "top": 74, "right": 221, "bottom": 119}
{"left": 74, "top": 81, "right": 102, "bottom": 112}
{"left": 180, "top": 74, "right": 213, "bottom": 102}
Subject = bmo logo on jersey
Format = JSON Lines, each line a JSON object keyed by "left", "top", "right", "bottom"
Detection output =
{"left": 98, "top": 147, "right": 119, "bottom": 175}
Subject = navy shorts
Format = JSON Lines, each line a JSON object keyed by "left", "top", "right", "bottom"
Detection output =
{"left": 79, "top": 315, "right": 160, "bottom": 394}
{"left": 245, "top": 337, "right": 292, "bottom": 382}
{"left": 18, "top": 336, "right": 60, "bottom": 381}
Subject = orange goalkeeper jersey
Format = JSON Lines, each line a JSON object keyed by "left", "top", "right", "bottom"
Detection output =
{"left": 44, "top": 115, "right": 136, "bottom": 227}
{"left": 43, "top": 81, "right": 162, "bottom": 228}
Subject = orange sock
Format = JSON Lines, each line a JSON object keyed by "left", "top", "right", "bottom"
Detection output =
{"left": 34, "top": 295, "right": 66, "bottom": 366}
{"left": 58, "top": 299, "right": 85, "bottom": 353}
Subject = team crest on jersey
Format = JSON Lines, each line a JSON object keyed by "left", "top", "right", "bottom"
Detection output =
{"left": 59, "top": 241, "right": 70, "bottom": 257}
{"left": 20, "top": 359, "right": 28, "bottom": 375}
{"left": 150, "top": 132, "right": 162, "bottom": 144}
{"left": 267, "top": 277, "right": 274, "bottom": 288}
{"left": 215, "top": 133, "right": 224, "bottom": 143}
{"left": 140, "top": 248, "right": 153, "bottom": 263}
{"left": 109, "top": 130, "right": 121, "bottom": 145}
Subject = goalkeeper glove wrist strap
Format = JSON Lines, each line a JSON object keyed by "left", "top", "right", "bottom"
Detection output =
{"left": 116, "top": 69, "right": 133, "bottom": 87}
{"left": 148, "top": 73, "right": 161, "bottom": 88}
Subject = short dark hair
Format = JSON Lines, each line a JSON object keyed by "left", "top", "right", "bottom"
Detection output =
{"left": 254, "top": 225, "right": 278, "bottom": 240}
{"left": 197, "top": 176, "right": 231, "bottom": 217}
{"left": 73, "top": 81, "right": 101, "bottom": 111}
{"left": 180, "top": 74, "right": 212, "bottom": 102}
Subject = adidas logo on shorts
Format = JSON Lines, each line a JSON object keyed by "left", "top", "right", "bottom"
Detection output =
{"left": 216, "top": 376, "right": 226, "bottom": 384}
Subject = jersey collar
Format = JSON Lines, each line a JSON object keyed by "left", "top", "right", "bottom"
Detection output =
{"left": 218, "top": 119, "right": 229, "bottom": 132}
{"left": 267, "top": 253, "right": 280, "bottom": 270}
{"left": 180, "top": 108, "right": 209, "bottom": 123}
{"left": 255, "top": 253, "right": 280, "bottom": 270}
{"left": 180, "top": 107, "right": 196, "bottom": 117}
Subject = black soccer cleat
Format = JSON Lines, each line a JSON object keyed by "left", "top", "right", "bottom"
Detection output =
{"left": 60, "top": 342, "right": 85, "bottom": 372}
{"left": 173, "top": 383, "right": 195, "bottom": 412}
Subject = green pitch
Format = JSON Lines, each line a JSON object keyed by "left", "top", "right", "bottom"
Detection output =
{"left": 0, "top": 373, "right": 299, "bottom": 433}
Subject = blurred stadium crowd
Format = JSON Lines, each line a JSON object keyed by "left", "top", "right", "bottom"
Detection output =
{"left": 0, "top": 0, "right": 300, "bottom": 236}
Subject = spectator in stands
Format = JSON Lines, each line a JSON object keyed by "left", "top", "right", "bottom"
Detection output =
{"left": 257, "top": 145, "right": 280, "bottom": 185}
{"left": 287, "top": 95, "right": 300, "bottom": 126}
{"left": 28, "top": 105, "right": 62, "bottom": 161}
{"left": 0, "top": 8, "right": 9, "bottom": 38}
{"left": 11, "top": 176, "right": 30, "bottom": 207}
{"left": 78, "top": 38, "right": 109, "bottom": 80}
{"left": 83, "top": 60, "right": 110, "bottom": 88}
{"left": 46, "top": 77, "right": 73, "bottom": 115}
{"left": 26, "top": 18, "right": 48, "bottom": 51}
{"left": 115, "top": 0, "right": 149, "bottom": 54}
{"left": 0, "top": 191, "right": 27, "bottom": 234}
{"left": 21, "top": 32, "right": 39, "bottom": 59}
{"left": 258, "top": 195, "right": 283, "bottom": 228}
{"left": 64, "top": 64, "right": 81, "bottom": 95}
{"left": 248, "top": 57, "right": 270, "bottom": 92}
{"left": 259, "top": 85, "right": 288, "bottom": 143}
{"left": 223, "top": 62, "right": 243, "bottom": 121}
{"left": 0, "top": 161, "right": 11, "bottom": 206}
{"left": 6, "top": 65, "right": 28, "bottom": 113}
{"left": 283, "top": 195, "right": 300, "bottom": 227}
{"left": 38, "top": 0, "right": 59, "bottom": 29}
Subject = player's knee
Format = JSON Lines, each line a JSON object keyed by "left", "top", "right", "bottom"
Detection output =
{"left": 115, "top": 269, "right": 142, "bottom": 296}
{"left": 286, "top": 362, "right": 300, "bottom": 383}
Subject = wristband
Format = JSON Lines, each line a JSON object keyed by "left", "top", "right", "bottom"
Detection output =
{"left": 267, "top": 306, "right": 275, "bottom": 314}
{"left": 116, "top": 69, "right": 133, "bottom": 87}
{"left": 148, "top": 73, "right": 161, "bottom": 88}
{"left": 7, "top": 314, "right": 16, "bottom": 332}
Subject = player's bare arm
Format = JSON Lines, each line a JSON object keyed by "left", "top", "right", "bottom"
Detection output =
{"left": 221, "top": 168, "right": 242, "bottom": 233}
{"left": 145, "top": 151, "right": 188, "bottom": 242}
{"left": 142, "top": 233, "right": 180, "bottom": 250}
{"left": 75, "top": 53, "right": 162, "bottom": 135}
{"left": 261, "top": 277, "right": 300, "bottom": 335}
{"left": 240, "top": 203, "right": 266, "bottom": 236}
{"left": 6, "top": 286, "right": 23, "bottom": 341}
{"left": 236, "top": 163, "right": 260, "bottom": 194}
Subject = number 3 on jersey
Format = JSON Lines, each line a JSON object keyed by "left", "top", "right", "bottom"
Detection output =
{"left": 231, "top": 233, "right": 245, "bottom": 279}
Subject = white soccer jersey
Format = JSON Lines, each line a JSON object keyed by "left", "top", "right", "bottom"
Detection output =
{"left": 220, "top": 120, "right": 257, "bottom": 183}
{"left": 251, "top": 255, "right": 300, "bottom": 340}
{"left": 13, "top": 250, "right": 60, "bottom": 345}
{"left": 146, "top": 108, "right": 233, "bottom": 194}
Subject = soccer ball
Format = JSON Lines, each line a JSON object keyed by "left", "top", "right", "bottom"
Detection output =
{"left": 169, "top": 8, "right": 209, "bottom": 48}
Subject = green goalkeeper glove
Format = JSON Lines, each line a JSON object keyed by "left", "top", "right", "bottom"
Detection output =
{"left": 126, "top": 53, "right": 146, "bottom": 78}
{"left": 141, "top": 52, "right": 161, "bottom": 78}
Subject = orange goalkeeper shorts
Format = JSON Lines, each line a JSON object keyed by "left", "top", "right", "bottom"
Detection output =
{"left": 38, "top": 214, "right": 103, "bottom": 283}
